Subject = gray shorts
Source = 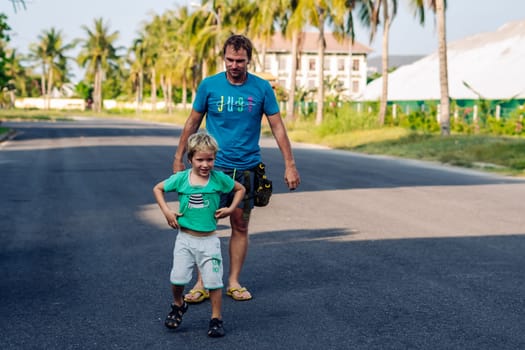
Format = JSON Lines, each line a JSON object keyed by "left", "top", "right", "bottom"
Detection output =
{"left": 216, "top": 167, "right": 256, "bottom": 210}
{"left": 170, "top": 231, "right": 223, "bottom": 290}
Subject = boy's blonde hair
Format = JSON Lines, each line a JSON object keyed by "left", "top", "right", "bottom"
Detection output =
{"left": 187, "top": 132, "right": 219, "bottom": 160}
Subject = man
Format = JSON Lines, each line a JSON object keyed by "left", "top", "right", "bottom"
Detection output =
{"left": 172, "top": 34, "right": 300, "bottom": 302}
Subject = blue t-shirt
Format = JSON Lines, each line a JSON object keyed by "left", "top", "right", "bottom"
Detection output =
{"left": 193, "top": 72, "right": 280, "bottom": 169}
{"left": 163, "top": 169, "right": 235, "bottom": 232}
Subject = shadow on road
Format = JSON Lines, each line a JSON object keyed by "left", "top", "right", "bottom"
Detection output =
{"left": 2, "top": 224, "right": 525, "bottom": 349}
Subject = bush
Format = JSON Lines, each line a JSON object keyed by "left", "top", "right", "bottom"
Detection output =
{"left": 397, "top": 110, "right": 440, "bottom": 133}
{"left": 315, "top": 104, "right": 379, "bottom": 137}
{"left": 291, "top": 99, "right": 524, "bottom": 139}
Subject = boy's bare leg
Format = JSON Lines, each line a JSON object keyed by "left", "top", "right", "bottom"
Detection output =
{"left": 207, "top": 288, "right": 225, "bottom": 337}
{"left": 209, "top": 288, "right": 222, "bottom": 319}
{"left": 172, "top": 284, "right": 185, "bottom": 306}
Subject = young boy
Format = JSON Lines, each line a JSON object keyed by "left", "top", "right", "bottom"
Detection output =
{"left": 153, "top": 132, "right": 245, "bottom": 337}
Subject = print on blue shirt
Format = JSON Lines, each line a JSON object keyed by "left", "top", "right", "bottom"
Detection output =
{"left": 216, "top": 96, "right": 255, "bottom": 113}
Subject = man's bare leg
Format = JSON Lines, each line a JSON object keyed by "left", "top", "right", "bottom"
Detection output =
{"left": 227, "top": 207, "right": 252, "bottom": 300}
{"left": 183, "top": 270, "right": 208, "bottom": 302}
{"left": 185, "top": 207, "right": 251, "bottom": 301}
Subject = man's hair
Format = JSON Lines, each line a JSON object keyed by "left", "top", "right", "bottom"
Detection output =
{"left": 222, "top": 34, "right": 253, "bottom": 61}
{"left": 187, "top": 132, "right": 219, "bottom": 160}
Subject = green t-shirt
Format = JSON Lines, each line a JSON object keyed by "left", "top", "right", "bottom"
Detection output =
{"left": 163, "top": 169, "right": 235, "bottom": 232}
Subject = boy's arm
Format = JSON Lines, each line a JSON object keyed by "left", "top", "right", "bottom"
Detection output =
{"left": 215, "top": 181, "right": 246, "bottom": 219}
{"left": 153, "top": 181, "right": 180, "bottom": 229}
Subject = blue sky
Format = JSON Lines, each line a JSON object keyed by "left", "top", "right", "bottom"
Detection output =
{"left": 4, "top": 0, "right": 525, "bottom": 58}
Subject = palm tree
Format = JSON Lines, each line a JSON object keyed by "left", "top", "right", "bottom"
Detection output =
{"left": 288, "top": 0, "right": 328, "bottom": 125}
{"left": 290, "top": 0, "right": 358, "bottom": 125}
{"left": 330, "top": 0, "right": 360, "bottom": 106}
{"left": 279, "top": 0, "right": 303, "bottom": 122}
{"left": 249, "top": 1, "right": 279, "bottom": 69}
{"left": 141, "top": 14, "right": 164, "bottom": 112}
{"left": 359, "top": 0, "right": 397, "bottom": 126}
{"left": 286, "top": 31, "right": 300, "bottom": 122}
{"left": 2, "top": 49, "right": 23, "bottom": 107}
{"left": 142, "top": 8, "right": 194, "bottom": 112}
{"left": 173, "top": 5, "right": 200, "bottom": 109}
{"left": 27, "top": 38, "right": 47, "bottom": 99}
{"left": 8, "top": 0, "right": 26, "bottom": 12}
{"left": 128, "top": 36, "right": 146, "bottom": 113}
{"left": 151, "top": 11, "right": 178, "bottom": 113}
{"left": 314, "top": 3, "right": 327, "bottom": 126}
{"left": 228, "top": 0, "right": 258, "bottom": 36}
{"left": 4, "top": 49, "right": 28, "bottom": 98}
{"left": 189, "top": 0, "right": 229, "bottom": 78}
{"left": 182, "top": 11, "right": 211, "bottom": 103}
{"left": 28, "top": 27, "right": 75, "bottom": 109}
{"left": 435, "top": 0, "right": 450, "bottom": 135}
{"left": 77, "top": 18, "right": 121, "bottom": 112}
{"left": 0, "top": 13, "right": 12, "bottom": 90}
{"left": 411, "top": 0, "right": 450, "bottom": 136}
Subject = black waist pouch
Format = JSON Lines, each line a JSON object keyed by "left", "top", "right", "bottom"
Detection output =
{"left": 253, "top": 162, "right": 272, "bottom": 207}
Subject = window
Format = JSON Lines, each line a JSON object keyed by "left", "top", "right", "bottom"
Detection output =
{"left": 338, "top": 58, "right": 345, "bottom": 71}
{"left": 352, "top": 80, "right": 360, "bottom": 93}
{"left": 278, "top": 56, "right": 287, "bottom": 70}
{"left": 352, "top": 58, "right": 360, "bottom": 71}
{"left": 323, "top": 57, "right": 330, "bottom": 70}
{"left": 308, "top": 58, "right": 316, "bottom": 71}
{"left": 264, "top": 57, "right": 271, "bottom": 71}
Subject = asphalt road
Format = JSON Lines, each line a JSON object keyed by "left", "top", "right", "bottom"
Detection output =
{"left": 1, "top": 118, "right": 524, "bottom": 350}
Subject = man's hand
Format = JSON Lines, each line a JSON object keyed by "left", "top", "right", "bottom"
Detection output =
{"left": 172, "top": 159, "right": 186, "bottom": 173}
{"left": 284, "top": 166, "right": 300, "bottom": 191}
{"left": 215, "top": 207, "right": 233, "bottom": 219}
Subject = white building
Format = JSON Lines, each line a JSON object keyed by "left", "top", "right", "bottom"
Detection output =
{"left": 362, "top": 19, "right": 525, "bottom": 102}
{"left": 255, "top": 32, "right": 373, "bottom": 99}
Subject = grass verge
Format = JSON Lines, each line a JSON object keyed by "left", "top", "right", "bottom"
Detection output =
{"left": 349, "top": 133, "right": 525, "bottom": 176}
{"left": 0, "top": 109, "right": 189, "bottom": 124}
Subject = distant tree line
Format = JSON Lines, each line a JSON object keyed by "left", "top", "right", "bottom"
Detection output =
{"left": 1, "top": 0, "right": 449, "bottom": 134}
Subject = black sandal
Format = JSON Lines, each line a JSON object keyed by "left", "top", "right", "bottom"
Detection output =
{"left": 208, "top": 318, "right": 225, "bottom": 337}
{"left": 165, "top": 301, "right": 188, "bottom": 329}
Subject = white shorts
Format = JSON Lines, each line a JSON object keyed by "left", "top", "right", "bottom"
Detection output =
{"left": 170, "top": 231, "right": 224, "bottom": 290}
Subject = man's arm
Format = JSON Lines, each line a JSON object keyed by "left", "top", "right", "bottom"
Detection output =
{"left": 267, "top": 112, "right": 301, "bottom": 190}
{"left": 172, "top": 109, "right": 205, "bottom": 173}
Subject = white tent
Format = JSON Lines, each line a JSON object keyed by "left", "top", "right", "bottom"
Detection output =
{"left": 361, "top": 19, "right": 525, "bottom": 101}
